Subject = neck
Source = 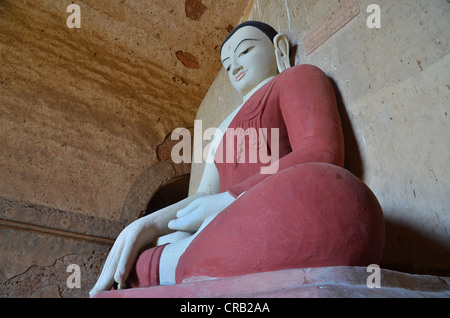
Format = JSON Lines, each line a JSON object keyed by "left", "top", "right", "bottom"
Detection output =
{"left": 243, "top": 75, "right": 277, "bottom": 102}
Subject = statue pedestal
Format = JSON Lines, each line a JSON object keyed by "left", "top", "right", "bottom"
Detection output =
{"left": 92, "top": 266, "right": 450, "bottom": 298}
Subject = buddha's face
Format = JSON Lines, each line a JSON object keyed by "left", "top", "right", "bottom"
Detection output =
{"left": 221, "top": 26, "right": 279, "bottom": 96}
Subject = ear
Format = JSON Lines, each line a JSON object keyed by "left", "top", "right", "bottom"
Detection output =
{"left": 273, "top": 34, "right": 291, "bottom": 73}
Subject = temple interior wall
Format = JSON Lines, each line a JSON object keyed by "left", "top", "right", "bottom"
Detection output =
{"left": 0, "top": 0, "right": 250, "bottom": 297}
{"left": 189, "top": 0, "right": 450, "bottom": 275}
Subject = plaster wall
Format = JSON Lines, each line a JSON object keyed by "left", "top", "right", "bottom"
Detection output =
{"left": 0, "top": 0, "right": 250, "bottom": 221}
{"left": 0, "top": 0, "right": 251, "bottom": 297}
{"left": 189, "top": 0, "right": 450, "bottom": 274}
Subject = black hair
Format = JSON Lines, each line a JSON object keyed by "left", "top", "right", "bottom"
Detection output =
{"left": 221, "top": 21, "right": 278, "bottom": 53}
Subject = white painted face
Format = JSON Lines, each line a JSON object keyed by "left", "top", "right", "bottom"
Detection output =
{"left": 221, "top": 26, "right": 279, "bottom": 96}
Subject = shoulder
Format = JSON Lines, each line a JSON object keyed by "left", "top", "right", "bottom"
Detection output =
{"left": 274, "top": 64, "right": 333, "bottom": 95}
{"left": 279, "top": 64, "right": 328, "bottom": 81}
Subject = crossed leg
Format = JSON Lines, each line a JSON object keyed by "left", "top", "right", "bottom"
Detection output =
{"left": 128, "top": 162, "right": 385, "bottom": 287}
{"left": 175, "top": 162, "right": 385, "bottom": 283}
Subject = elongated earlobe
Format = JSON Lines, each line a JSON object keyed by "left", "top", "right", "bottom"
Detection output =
{"left": 274, "top": 34, "right": 291, "bottom": 73}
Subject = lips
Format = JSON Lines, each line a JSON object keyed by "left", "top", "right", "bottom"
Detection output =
{"left": 235, "top": 71, "right": 247, "bottom": 82}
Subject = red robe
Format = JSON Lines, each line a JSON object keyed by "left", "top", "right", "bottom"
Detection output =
{"left": 128, "top": 65, "right": 385, "bottom": 287}
{"left": 215, "top": 64, "right": 345, "bottom": 197}
{"left": 176, "top": 65, "right": 384, "bottom": 283}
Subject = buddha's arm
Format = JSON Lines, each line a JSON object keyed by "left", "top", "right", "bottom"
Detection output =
{"left": 91, "top": 159, "right": 216, "bottom": 295}
{"left": 195, "top": 99, "right": 246, "bottom": 196}
{"left": 166, "top": 132, "right": 235, "bottom": 233}
{"left": 196, "top": 161, "right": 220, "bottom": 195}
{"left": 228, "top": 136, "right": 344, "bottom": 197}
{"left": 228, "top": 65, "right": 345, "bottom": 197}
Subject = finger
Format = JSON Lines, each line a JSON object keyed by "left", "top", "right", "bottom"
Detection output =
{"left": 99, "top": 249, "right": 121, "bottom": 285}
{"left": 90, "top": 239, "right": 124, "bottom": 295}
{"left": 114, "top": 236, "right": 139, "bottom": 283}
{"left": 176, "top": 207, "right": 190, "bottom": 219}
{"left": 169, "top": 212, "right": 201, "bottom": 232}
{"left": 176, "top": 201, "right": 199, "bottom": 218}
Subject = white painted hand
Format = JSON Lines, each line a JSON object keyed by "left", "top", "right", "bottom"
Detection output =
{"left": 168, "top": 192, "right": 235, "bottom": 233}
{"left": 89, "top": 193, "right": 207, "bottom": 297}
{"left": 89, "top": 217, "right": 155, "bottom": 297}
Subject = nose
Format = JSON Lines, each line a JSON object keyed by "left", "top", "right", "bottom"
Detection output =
{"left": 231, "top": 59, "right": 242, "bottom": 76}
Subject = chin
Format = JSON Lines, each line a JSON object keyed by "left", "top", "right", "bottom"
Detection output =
{"left": 232, "top": 84, "right": 247, "bottom": 96}
{"left": 235, "top": 81, "right": 257, "bottom": 96}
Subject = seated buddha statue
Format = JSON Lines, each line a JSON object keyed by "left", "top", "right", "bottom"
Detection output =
{"left": 90, "top": 21, "right": 385, "bottom": 297}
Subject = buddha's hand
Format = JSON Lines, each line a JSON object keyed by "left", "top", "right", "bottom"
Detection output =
{"left": 168, "top": 192, "right": 235, "bottom": 233}
{"left": 89, "top": 216, "right": 156, "bottom": 297}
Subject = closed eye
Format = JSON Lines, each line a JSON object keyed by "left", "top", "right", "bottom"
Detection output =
{"left": 239, "top": 46, "right": 255, "bottom": 57}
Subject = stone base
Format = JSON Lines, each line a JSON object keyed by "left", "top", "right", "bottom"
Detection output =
{"left": 93, "top": 266, "right": 450, "bottom": 298}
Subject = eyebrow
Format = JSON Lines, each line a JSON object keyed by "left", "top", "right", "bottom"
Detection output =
{"left": 221, "top": 38, "right": 261, "bottom": 63}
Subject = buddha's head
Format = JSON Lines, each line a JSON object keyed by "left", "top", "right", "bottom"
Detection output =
{"left": 221, "top": 21, "right": 290, "bottom": 96}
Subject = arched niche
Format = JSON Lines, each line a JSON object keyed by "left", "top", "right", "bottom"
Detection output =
{"left": 144, "top": 174, "right": 191, "bottom": 217}
{"left": 119, "top": 161, "right": 190, "bottom": 224}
